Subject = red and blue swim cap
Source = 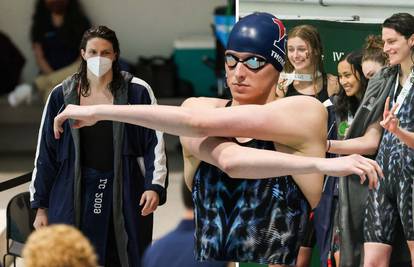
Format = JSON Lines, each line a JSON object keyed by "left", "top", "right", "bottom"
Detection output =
{"left": 227, "top": 12, "right": 286, "bottom": 72}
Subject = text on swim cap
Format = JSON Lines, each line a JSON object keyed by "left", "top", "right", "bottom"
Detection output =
{"left": 271, "top": 50, "right": 286, "bottom": 66}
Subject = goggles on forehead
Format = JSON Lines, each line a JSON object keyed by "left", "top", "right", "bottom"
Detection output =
{"left": 224, "top": 54, "right": 267, "bottom": 70}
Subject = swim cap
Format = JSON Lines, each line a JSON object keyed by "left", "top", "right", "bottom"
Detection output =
{"left": 227, "top": 12, "right": 286, "bottom": 72}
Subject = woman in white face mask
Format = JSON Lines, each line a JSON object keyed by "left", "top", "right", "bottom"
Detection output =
{"left": 30, "top": 25, "right": 168, "bottom": 267}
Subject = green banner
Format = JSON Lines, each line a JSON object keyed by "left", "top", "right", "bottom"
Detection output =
{"left": 283, "top": 20, "right": 381, "bottom": 74}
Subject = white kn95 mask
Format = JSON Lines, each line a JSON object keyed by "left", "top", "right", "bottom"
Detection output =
{"left": 87, "top": 56, "right": 112, "bottom": 77}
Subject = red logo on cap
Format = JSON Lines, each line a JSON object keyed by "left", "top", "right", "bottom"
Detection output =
{"left": 272, "top": 18, "right": 286, "bottom": 42}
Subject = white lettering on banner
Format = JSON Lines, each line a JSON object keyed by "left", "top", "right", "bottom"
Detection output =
{"left": 271, "top": 50, "right": 286, "bottom": 66}
{"left": 333, "top": 52, "right": 345, "bottom": 61}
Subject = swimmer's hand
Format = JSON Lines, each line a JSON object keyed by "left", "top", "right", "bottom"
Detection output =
{"left": 54, "top": 104, "right": 99, "bottom": 139}
{"left": 316, "top": 154, "right": 383, "bottom": 189}
{"left": 380, "top": 97, "right": 399, "bottom": 134}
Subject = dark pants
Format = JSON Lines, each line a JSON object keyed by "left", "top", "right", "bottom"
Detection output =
{"left": 80, "top": 167, "right": 119, "bottom": 266}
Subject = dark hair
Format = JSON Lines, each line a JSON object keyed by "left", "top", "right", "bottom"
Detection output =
{"left": 30, "top": 0, "right": 90, "bottom": 50}
{"left": 181, "top": 179, "right": 193, "bottom": 210}
{"left": 383, "top": 13, "right": 414, "bottom": 40}
{"left": 362, "top": 35, "right": 388, "bottom": 66}
{"left": 383, "top": 13, "right": 414, "bottom": 65}
{"left": 76, "top": 26, "right": 123, "bottom": 97}
{"left": 335, "top": 51, "right": 368, "bottom": 121}
{"left": 284, "top": 24, "right": 325, "bottom": 95}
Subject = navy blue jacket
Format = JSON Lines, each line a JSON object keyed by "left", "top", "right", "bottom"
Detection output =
{"left": 142, "top": 219, "right": 227, "bottom": 267}
{"left": 30, "top": 71, "right": 168, "bottom": 267}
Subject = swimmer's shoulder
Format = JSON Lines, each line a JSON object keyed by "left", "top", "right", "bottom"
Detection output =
{"left": 181, "top": 97, "right": 229, "bottom": 108}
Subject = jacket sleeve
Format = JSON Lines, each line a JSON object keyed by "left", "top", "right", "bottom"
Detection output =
{"left": 347, "top": 66, "right": 395, "bottom": 139}
{"left": 29, "top": 89, "right": 61, "bottom": 209}
{"left": 133, "top": 79, "right": 168, "bottom": 205}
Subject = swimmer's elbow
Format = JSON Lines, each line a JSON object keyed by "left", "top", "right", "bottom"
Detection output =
{"left": 361, "top": 130, "right": 381, "bottom": 155}
{"left": 216, "top": 149, "right": 245, "bottom": 178}
{"left": 364, "top": 140, "right": 380, "bottom": 155}
{"left": 187, "top": 116, "right": 212, "bottom": 137}
{"left": 181, "top": 98, "right": 216, "bottom": 137}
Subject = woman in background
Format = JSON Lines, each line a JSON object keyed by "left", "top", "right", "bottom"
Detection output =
{"left": 327, "top": 51, "right": 377, "bottom": 267}
{"left": 8, "top": 0, "right": 90, "bottom": 106}
{"left": 278, "top": 24, "right": 338, "bottom": 101}
{"left": 364, "top": 12, "right": 414, "bottom": 267}
{"left": 30, "top": 26, "right": 168, "bottom": 267}
{"left": 328, "top": 18, "right": 411, "bottom": 265}
{"left": 361, "top": 34, "right": 388, "bottom": 80}
{"left": 334, "top": 51, "right": 370, "bottom": 140}
{"left": 277, "top": 24, "right": 339, "bottom": 267}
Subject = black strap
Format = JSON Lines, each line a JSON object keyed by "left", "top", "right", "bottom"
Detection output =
{"left": 0, "top": 172, "right": 32, "bottom": 192}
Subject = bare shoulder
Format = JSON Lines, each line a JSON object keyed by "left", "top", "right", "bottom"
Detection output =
{"left": 267, "top": 96, "right": 327, "bottom": 143}
{"left": 181, "top": 97, "right": 228, "bottom": 108}
{"left": 268, "top": 95, "right": 326, "bottom": 113}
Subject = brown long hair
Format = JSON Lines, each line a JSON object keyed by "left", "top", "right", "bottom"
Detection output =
{"left": 382, "top": 13, "right": 414, "bottom": 67}
{"left": 362, "top": 34, "right": 388, "bottom": 66}
{"left": 75, "top": 25, "right": 123, "bottom": 97}
{"left": 284, "top": 25, "right": 325, "bottom": 95}
{"left": 335, "top": 51, "right": 368, "bottom": 121}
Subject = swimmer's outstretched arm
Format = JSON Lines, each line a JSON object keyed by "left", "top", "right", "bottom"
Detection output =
{"left": 54, "top": 96, "right": 325, "bottom": 145}
{"left": 183, "top": 136, "right": 382, "bottom": 189}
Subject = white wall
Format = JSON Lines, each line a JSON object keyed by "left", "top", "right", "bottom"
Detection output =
{"left": 0, "top": 0, "right": 226, "bottom": 82}
{"left": 239, "top": 0, "right": 414, "bottom": 22}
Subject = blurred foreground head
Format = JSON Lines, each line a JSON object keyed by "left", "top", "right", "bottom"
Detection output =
{"left": 23, "top": 224, "right": 98, "bottom": 267}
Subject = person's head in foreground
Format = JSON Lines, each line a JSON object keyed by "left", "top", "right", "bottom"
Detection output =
{"left": 23, "top": 224, "right": 98, "bottom": 267}
{"left": 225, "top": 12, "right": 286, "bottom": 105}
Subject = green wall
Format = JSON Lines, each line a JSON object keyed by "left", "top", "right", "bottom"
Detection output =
{"left": 240, "top": 246, "right": 320, "bottom": 267}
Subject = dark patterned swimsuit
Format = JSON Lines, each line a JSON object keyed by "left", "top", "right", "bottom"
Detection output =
{"left": 192, "top": 138, "right": 309, "bottom": 265}
{"left": 364, "top": 78, "right": 414, "bottom": 244}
